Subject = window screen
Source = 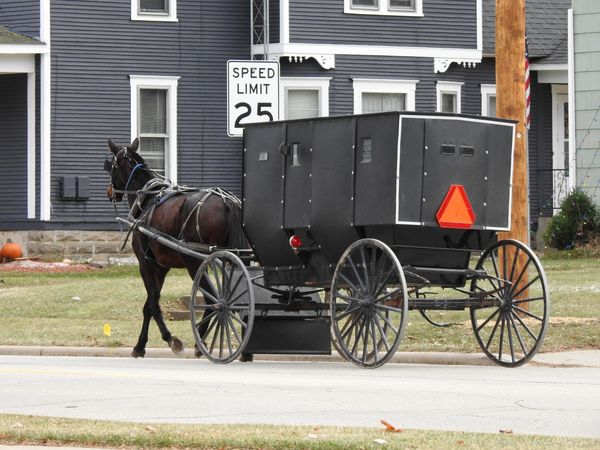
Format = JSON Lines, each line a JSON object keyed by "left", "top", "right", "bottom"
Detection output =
{"left": 139, "top": 89, "right": 167, "bottom": 172}
{"left": 352, "top": 0, "right": 378, "bottom": 7}
{"left": 286, "top": 89, "right": 320, "bottom": 120}
{"left": 362, "top": 92, "right": 406, "bottom": 113}
{"left": 389, "top": 0, "right": 415, "bottom": 9}
{"left": 139, "top": 0, "right": 168, "bottom": 13}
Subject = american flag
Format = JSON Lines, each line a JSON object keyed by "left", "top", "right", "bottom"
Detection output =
{"left": 525, "top": 35, "right": 531, "bottom": 129}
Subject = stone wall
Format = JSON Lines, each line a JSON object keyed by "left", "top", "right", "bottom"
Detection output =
{"left": 0, "top": 230, "right": 133, "bottom": 261}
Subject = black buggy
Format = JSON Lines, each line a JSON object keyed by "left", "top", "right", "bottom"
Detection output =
{"left": 186, "top": 112, "right": 549, "bottom": 368}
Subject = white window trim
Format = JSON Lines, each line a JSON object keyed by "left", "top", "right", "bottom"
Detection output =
{"left": 353, "top": 79, "right": 418, "bottom": 114}
{"left": 344, "top": 0, "right": 423, "bottom": 17}
{"left": 279, "top": 77, "right": 331, "bottom": 119}
{"left": 129, "top": 75, "right": 180, "bottom": 184}
{"left": 131, "top": 0, "right": 178, "bottom": 22}
{"left": 436, "top": 81, "right": 463, "bottom": 113}
{"left": 480, "top": 83, "right": 496, "bottom": 116}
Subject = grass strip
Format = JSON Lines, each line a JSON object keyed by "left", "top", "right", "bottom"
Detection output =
{"left": 1, "top": 414, "right": 599, "bottom": 450}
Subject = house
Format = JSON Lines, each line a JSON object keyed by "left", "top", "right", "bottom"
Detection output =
{"left": 572, "top": 1, "right": 600, "bottom": 207}
{"left": 0, "top": 0, "right": 571, "bottom": 256}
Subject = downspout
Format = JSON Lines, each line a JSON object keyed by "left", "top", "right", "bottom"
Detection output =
{"left": 567, "top": 8, "right": 576, "bottom": 192}
{"left": 40, "top": 0, "right": 51, "bottom": 221}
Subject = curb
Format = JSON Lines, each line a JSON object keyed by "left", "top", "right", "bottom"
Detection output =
{"left": 0, "top": 345, "right": 499, "bottom": 367}
{"left": 1, "top": 346, "right": 598, "bottom": 368}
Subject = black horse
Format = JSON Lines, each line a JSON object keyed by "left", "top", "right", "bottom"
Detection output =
{"left": 105, "top": 138, "right": 247, "bottom": 358}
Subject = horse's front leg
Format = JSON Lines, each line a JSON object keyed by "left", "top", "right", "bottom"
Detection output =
{"left": 132, "top": 301, "right": 152, "bottom": 358}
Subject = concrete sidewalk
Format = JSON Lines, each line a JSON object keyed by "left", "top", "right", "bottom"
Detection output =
{"left": 1, "top": 345, "right": 598, "bottom": 368}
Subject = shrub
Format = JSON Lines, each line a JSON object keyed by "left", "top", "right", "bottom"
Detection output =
{"left": 544, "top": 189, "right": 600, "bottom": 249}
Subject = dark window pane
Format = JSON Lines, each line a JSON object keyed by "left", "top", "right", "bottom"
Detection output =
{"left": 352, "top": 0, "right": 378, "bottom": 7}
{"left": 140, "top": 0, "right": 168, "bottom": 13}
{"left": 441, "top": 92, "right": 457, "bottom": 113}
{"left": 389, "top": 0, "right": 414, "bottom": 9}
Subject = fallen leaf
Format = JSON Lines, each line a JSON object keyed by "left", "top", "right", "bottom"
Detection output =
{"left": 456, "top": 440, "right": 465, "bottom": 446}
{"left": 380, "top": 419, "right": 403, "bottom": 432}
{"left": 499, "top": 428, "right": 513, "bottom": 434}
{"left": 145, "top": 426, "right": 156, "bottom": 433}
{"left": 374, "top": 438, "right": 388, "bottom": 445}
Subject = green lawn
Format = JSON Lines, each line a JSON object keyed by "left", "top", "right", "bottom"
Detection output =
{"left": 1, "top": 414, "right": 599, "bottom": 450}
{"left": 0, "top": 257, "right": 599, "bottom": 352}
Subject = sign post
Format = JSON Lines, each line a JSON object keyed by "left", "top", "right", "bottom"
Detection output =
{"left": 227, "top": 60, "right": 280, "bottom": 137}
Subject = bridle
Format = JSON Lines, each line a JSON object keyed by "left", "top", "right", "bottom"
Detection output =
{"left": 104, "top": 147, "right": 148, "bottom": 200}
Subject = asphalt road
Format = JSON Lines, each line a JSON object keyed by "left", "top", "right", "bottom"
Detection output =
{"left": 1, "top": 355, "right": 599, "bottom": 438}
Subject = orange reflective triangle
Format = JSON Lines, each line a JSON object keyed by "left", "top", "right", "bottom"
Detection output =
{"left": 436, "top": 184, "right": 476, "bottom": 229}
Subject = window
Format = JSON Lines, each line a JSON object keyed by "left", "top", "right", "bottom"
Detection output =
{"left": 481, "top": 84, "right": 497, "bottom": 117}
{"left": 280, "top": 77, "right": 331, "bottom": 120}
{"left": 346, "top": 0, "right": 422, "bottom": 16}
{"left": 353, "top": 79, "right": 418, "bottom": 114}
{"left": 436, "top": 81, "right": 463, "bottom": 113}
{"left": 131, "top": 0, "right": 177, "bottom": 21}
{"left": 130, "top": 75, "right": 179, "bottom": 183}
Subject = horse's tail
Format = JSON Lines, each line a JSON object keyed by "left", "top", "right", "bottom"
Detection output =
{"left": 224, "top": 198, "right": 249, "bottom": 250}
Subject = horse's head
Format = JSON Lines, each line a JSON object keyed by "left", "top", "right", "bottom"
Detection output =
{"left": 105, "top": 138, "right": 146, "bottom": 202}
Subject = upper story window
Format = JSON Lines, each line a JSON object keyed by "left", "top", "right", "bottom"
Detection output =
{"left": 345, "top": 0, "right": 423, "bottom": 17}
{"left": 131, "top": 0, "right": 178, "bottom": 22}
{"left": 353, "top": 79, "right": 418, "bottom": 114}
{"left": 436, "top": 81, "right": 463, "bottom": 114}
{"left": 280, "top": 78, "right": 331, "bottom": 120}
{"left": 130, "top": 75, "right": 180, "bottom": 183}
{"left": 481, "top": 84, "right": 497, "bottom": 117}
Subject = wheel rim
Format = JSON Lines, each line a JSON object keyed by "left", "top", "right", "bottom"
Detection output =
{"left": 470, "top": 239, "right": 549, "bottom": 367}
{"left": 190, "top": 251, "right": 254, "bottom": 364}
{"left": 331, "top": 239, "right": 408, "bottom": 368}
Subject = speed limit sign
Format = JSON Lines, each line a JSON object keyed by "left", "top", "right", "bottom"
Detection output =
{"left": 227, "top": 60, "right": 280, "bottom": 137}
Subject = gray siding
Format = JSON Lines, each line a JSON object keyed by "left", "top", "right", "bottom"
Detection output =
{"left": 289, "top": 0, "right": 477, "bottom": 48}
{"left": 0, "top": 75, "right": 28, "bottom": 221}
{"left": 48, "top": 0, "right": 250, "bottom": 224}
{"left": 0, "top": 0, "right": 39, "bottom": 38}
{"left": 269, "top": 0, "right": 280, "bottom": 43}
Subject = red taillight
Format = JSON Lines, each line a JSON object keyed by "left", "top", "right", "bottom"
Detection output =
{"left": 289, "top": 235, "right": 302, "bottom": 249}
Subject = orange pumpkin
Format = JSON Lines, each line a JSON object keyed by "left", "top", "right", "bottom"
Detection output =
{"left": 1, "top": 239, "right": 23, "bottom": 260}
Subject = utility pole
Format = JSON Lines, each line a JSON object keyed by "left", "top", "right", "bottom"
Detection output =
{"left": 496, "top": 0, "right": 528, "bottom": 246}
{"left": 496, "top": 0, "right": 530, "bottom": 301}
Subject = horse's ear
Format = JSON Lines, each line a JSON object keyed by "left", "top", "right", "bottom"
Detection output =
{"left": 129, "top": 138, "right": 140, "bottom": 153}
{"left": 108, "top": 138, "right": 120, "bottom": 154}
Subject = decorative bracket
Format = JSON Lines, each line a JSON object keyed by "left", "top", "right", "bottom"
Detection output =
{"left": 434, "top": 57, "right": 479, "bottom": 73}
{"left": 286, "top": 54, "right": 336, "bottom": 70}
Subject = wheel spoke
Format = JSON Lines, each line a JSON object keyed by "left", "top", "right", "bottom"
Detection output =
{"left": 341, "top": 310, "right": 365, "bottom": 343}
{"left": 370, "top": 318, "right": 379, "bottom": 364}
{"left": 228, "top": 287, "right": 249, "bottom": 306}
{"left": 508, "top": 246, "right": 521, "bottom": 284}
{"left": 210, "top": 261, "right": 223, "bottom": 298}
{"left": 228, "top": 312, "right": 248, "bottom": 329}
{"left": 498, "top": 313, "right": 506, "bottom": 361}
{"left": 208, "top": 316, "right": 221, "bottom": 353}
{"left": 374, "top": 287, "right": 403, "bottom": 304}
{"left": 198, "top": 287, "right": 221, "bottom": 305}
{"left": 225, "top": 313, "right": 242, "bottom": 345}
{"left": 511, "top": 310, "right": 538, "bottom": 341}
{"left": 375, "top": 303, "right": 405, "bottom": 314}
{"left": 476, "top": 307, "right": 500, "bottom": 332}
{"left": 508, "top": 313, "right": 529, "bottom": 356}
{"left": 506, "top": 312, "right": 516, "bottom": 363}
{"left": 334, "top": 304, "right": 362, "bottom": 321}
{"left": 339, "top": 271, "right": 364, "bottom": 297}
{"left": 374, "top": 309, "right": 399, "bottom": 336}
{"left": 218, "top": 315, "right": 225, "bottom": 359}
{"left": 371, "top": 266, "right": 395, "bottom": 302}
{"left": 513, "top": 296, "right": 545, "bottom": 305}
{"left": 350, "top": 316, "right": 367, "bottom": 357}
{"left": 513, "top": 305, "right": 544, "bottom": 322}
{"left": 226, "top": 272, "right": 244, "bottom": 304}
{"left": 335, "top": 292, "right": 365, "bottom": 304}
{"left": 510, "top": 258, "right": 532, "bottom": 296}
{"left": 484, "top": 311, "right": 502, "bottom": 352}
{"left": 359, "top": 246, "right": 371, "bottom": 294}
{"left": 347, "top": 255, "right": 368, "bottom": 294}
{"left": 510, "top": 275, "right": 541, "bottom": 300}
{"left": 195, "top": 310, "right": 216, "bottom": 329}
{"left": 223, "top": 314, "right": 233, "bottom": 355}
{"left": 374, "top": 314, "right": 391, "bottom": 352}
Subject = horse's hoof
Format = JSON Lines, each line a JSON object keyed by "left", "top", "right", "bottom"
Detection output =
{"left": 132, "top": 348, "right": 145, "bottom": 358}
{"left": 169, "top": 336, "right": 184, "bottom": 354}
{"left": 239, "top": 353, "right": 254, "bottom": 362}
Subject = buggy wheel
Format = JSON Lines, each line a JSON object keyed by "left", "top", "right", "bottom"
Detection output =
{"left": 470, "top": 239, "right": 549, "bottom": 367}
{"left": 190, "top": 251, "right": 254, "bottom": 364}
{"left": 331, "top": 239, "right": 408, "bottom": 368}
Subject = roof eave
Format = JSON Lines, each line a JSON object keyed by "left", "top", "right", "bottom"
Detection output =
{"left": 0, "top": 44, "right": 48, "bottom": 54}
